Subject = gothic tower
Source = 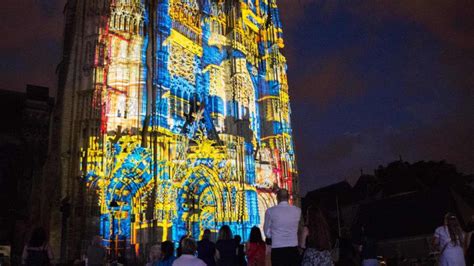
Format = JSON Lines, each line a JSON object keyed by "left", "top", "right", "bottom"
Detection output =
{"left": 53, "top": 0, "right": 298, "bottom": 260}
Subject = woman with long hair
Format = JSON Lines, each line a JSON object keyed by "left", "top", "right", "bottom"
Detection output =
{"left": 198, "top": 229, "right": 216, "bottom": 266}
{"left": 300, "top": 206, "right": 333, "bottom": 266}
{"left": 22, "top": 227, "right": 53, "bottom": 265}
{"left": 215, "top": 225, "right": 237, "bottom": 266}
{"left": 246, "top": 226, "right": 266, "bottom": 266}
{"left": 433, "top": 212, "right": 466, "bottom": 266}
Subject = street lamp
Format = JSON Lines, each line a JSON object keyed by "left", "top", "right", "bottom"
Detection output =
{"left": 109, "top": 199, "right": 119, "bottom": 260}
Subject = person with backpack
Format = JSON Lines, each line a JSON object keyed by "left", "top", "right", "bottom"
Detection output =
{"left": 22, "top": 227, "right": 53, "bottom": 265}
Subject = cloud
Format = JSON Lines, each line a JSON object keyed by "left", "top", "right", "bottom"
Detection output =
{"left": 312, "top": 133, "right": 361, "bottom": 165}
{"left": 351, "top": 0, "right": 474, "bottom": 50}
{"left": 278, "top": 0, "right": 335, "bottom": 29}
{"left": 278, "top": 0, "right": 474, "bottom": 49}
{"left": 0, "top": 0, "right": 65, "bottom": 91}
{"left": 288, "top": 48, "right": 367, "bottom": 107}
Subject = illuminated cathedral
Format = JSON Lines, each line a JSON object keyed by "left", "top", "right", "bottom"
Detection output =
{"left": 55, "top": 0, "right": 298, "bottom": 256}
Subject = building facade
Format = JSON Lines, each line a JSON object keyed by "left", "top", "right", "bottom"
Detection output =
{"left": 0, "top": 86, "right": 54, "bottom": 263}
{"left": 55, "top": 0, "right": 298, "bottom": 259}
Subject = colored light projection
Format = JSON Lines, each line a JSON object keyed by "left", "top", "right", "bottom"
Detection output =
{"left": 81, "top": 0, "right": 297, "bottom": 247}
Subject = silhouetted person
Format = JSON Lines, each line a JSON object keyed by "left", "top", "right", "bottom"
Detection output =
{"left": 357, "top": 225, "right": 378, "bottom": 266}
{"left": 465, "top": 215, "right": 474, "bottom": 266}
{"left": 300, "top": 206, "right": 333, "bottom": 266}
{"left": 216, "top": 225, "right": 238, "bottom": 266}
{"left": 246, "top": 226, "right": 266, "bottom": 266}
{"left": 234, "top": 235, "right": 246, "bottom": 266}
{"left": 197, "top": 229, "right": 216, "bottom": 266}
{"left": 263, "top": 189, "right": 301, "bottom": 266}
{"left": 86, "top": 236, "right": 106, "bottom": 266}
{"left": 156, "top": 241, "right": 176, "bottom": 266}
{"left": 336, "top": 228, "right": 357, "bottom": 266}
{"left": 177, "top": 235, "right": 187, "bottom": 257}
{"left": 22, "top": 227, "right": 53, "bottom": 265}
{"left": 433, "top": 213, "right": 466, "bottom": 266}
{"left": 172, "top": 237, "right": 206, "bottom": 266}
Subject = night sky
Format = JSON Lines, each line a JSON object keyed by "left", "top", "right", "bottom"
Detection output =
{"left": 1, "top": 0, "right": 473, "bottom": 195}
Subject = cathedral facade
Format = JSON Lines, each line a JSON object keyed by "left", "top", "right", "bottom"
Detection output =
{"left": 55, "top": 0, "right": 298, "bottom": 258}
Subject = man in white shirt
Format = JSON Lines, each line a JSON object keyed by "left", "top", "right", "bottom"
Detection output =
{"left": 264, "top": 189, "right": 301, "bottom": 266}
{"left": 172, "top": 237, "right": 206, "bottom": 266}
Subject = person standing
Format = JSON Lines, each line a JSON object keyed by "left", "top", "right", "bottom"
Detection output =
{"left": 215, "top": 225, "right": 238, "bottom": 266}
{"left": 177, "top": 235, "right": 187, "bottom": 258}
{"left": 86, "top": 236, "right": 106, "bottom": 266}
{"left": 156, "top": 241, "right": 176, "bottom": 266}
{"left": 246, "top": 226, "right": 266, "bottom": 266}
{"left": 466, "top": 215, "right": 474, "bottom": 266}
{"left": 197, "top": 229, "right": 216, "bottom": 266}
{"left": 172, "top": 237, "right": 206, "bottom": 266}
{"left": 300, "top": 206, "right": 333, "bottom": 266}
{"left": 336, "top": 228, "right": 357, "bottom": 266}
{"left": 22, "top": 227, "right": 54, "bottom": 266}
{"left": 263, "top": 189, "right": 301, "bottom": 266}
{"left": 433, "top": 213, "right": 466, "bottom": 266}
{"left": 234, "top": 235, "right": 247, "bottom": 266}
{"left": 358, "top": 225, "right": 378, "bottom": 266}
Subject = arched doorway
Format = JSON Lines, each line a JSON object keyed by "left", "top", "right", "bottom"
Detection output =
{"left": 175, "top": 165, "right": 223, "bottom": 240}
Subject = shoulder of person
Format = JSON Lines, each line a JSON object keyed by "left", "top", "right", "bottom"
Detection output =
{"left": 265, "top": 206, "right": 275, "bottom": 213}
{"left": 434, "top": 226, "right": 446, "bottom": 235}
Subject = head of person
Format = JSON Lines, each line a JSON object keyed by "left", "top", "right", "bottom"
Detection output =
{"left": 180, "top": 237, "right": 197, "bottom": 255}
{"left": 91, "top": 235, "right": 102, "bottom": 246}
{"left": 444, "top": 212, "right": 460, "bottom": 227}
{"left": 161, "top": 241, "right": 174, "bottom": 260}
{"left": 469, "top": 215, "right": 474, "bottom": 231}
{"left": 306, "top": 205, "right": 331, "bottom": 250}
{"left": 249, "top": 226, "right": 264, "bottom": 244}
{"left": 276, "top": 189, "right": 289, "bottom": 203}
{"left": 234, "top": 235, "right": 242, "bottom": 245}
{"left": 202, "top": 229, "right": 212, "bottom": 241}
{"left": 29, "top": 227, "right": 48, "bottom": 247}
{"left": 444, "top": 212, "right": 463, "bottom": 245}
{"left": 218, "top": 225, "right": 233, "bottom": 241}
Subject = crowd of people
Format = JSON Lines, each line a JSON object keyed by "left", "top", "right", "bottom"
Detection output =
{"left": 20, "top": 189, "right": 474, "bottom": 265}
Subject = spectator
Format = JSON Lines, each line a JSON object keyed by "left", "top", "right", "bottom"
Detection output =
{"left": 263, "top": 189, "right": 301, "bottom": 266}
{"left": 358, "top": 225, "right": 378, "bottom": 266}
{"left": 466, "top": 215, "right": 474, "bottom": 266}
{"left": 336, "top": 228, "right": 357, "bottom": 266}
{"left": 216, "top": 225, "right": 238, "bottom": 266}
{"left": 156, "top": 241, "right": 176, "bottom": 266}
{"left": 177, "top": 235, "right": 187, "bottom": 257}
{"left": 197, "top": 229, "right": 216, "bottom": 266}
{"left": 172, "top": 237, "right": 206, "bottom": 266}
{"left": 300, "top": 206, "right": 333, "bottom": 266}
{"left": 22, "top": 227, "right": 54, "bottom": 266}
{"left": 433, "top": 212, "right": 466, "bottom": 266}
{"left": 86, "top": 236, "right": 106, "bottom": 266}
{"left": 246, "top": 226, "right": 266, "bottom": 266}
{"left": 234, "top": 235, "right": 247, "bottom": 266}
